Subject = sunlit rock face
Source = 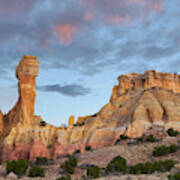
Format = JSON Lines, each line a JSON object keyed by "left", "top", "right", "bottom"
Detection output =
{"left": 2, "top": 55, "right": 39, "bottom": 140}
{"left": 1, "top": 56, "right": 180, "bottom": 162}
{"left": 0, "top": 55, "right": 57, "bottom": 161}
{"left": 16, "top": 55, "right": 39, "bottom": 125}
{"left": 111, "top": 70, "right": 180, "bottom": 100}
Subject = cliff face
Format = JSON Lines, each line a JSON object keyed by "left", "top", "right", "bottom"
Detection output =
{"left": 111, "top": 71, "right": 180, "bottom": 100}
{"left": 1, "top": 56, "right": 180, "bottom": 162}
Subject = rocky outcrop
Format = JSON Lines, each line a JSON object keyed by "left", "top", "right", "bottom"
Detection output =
{"left": 68, "top": 115, "right": 75, "bottom": 127}
{"left": 0, "top": 55, "right": 58, "bottom": 161}
{"left": 111, "top": 70, "right": 180, "bottom": 99}
{"left": 1, "top": 56, "right": 180, "bottom": 162}
{"left": 2, "top": 55, "right": 39, "bottom": 140}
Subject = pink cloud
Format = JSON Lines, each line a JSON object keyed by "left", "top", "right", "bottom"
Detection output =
{"left": 107, "top": 15, "right": 123, "bottom": 25}
{"left": 0, "top": 0, "right": 37, "bottom": 17}
{"left": 84, "top": 12, "right": 94, "bottom": 21}
{"left": 151, "top": 2, "right": 164, "bottom": 12}
{"left": 81, "top": 0, "right": 165, "bottom": 25}
{"left": 55, "top": 24, "right": 77, "bottom": 46}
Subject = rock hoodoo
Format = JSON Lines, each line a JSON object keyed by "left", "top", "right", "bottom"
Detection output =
{"left": 15, "top": 55, "right": 39, "bottom": 125}
{"left": 1, "top": 56, "right": 180, "bottom": 162}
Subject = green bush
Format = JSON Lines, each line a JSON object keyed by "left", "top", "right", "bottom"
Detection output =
{"left": 115, "top": 135, "right": 129, "bottom": 145}
{"left": 143, "top": 162, "right": 156, "bottom": 174}
{"left": 167, "top": 128, "right": 179, "bottom": 137}
{"left": 28, "top": 167, "right": 45, "bottom": 177}
{"left": 170, "top": 144, "right": 179, "bottom": 153}
{"left": 40, "top": 121, "right": 46, "bottom": 127}
{"left": 35, "top": 157, "right": 48, "bottom": 165}
{"left": 106, "top": 156, "right": 127, "bottom": 173}
{"left": 85, "top": 146, "right": 92, "bottom": 151}
{"left": 153, "top": 145, "right": 170, "bottom": 157}
{"left": 73, "top": 149, "right": 81, "bottom": 156}
{"left": 6, "top": 159, "right": 29, "bottom": 175}
{"left": 62, "top": 155, "right": 78, "bottom": 174}
{"left": 66, "top": 155, "right": 78, "bottom": 167}
{"left": 87, "top": 165, "right": 100, "bottom": 178}
{"left": 136, "top": 137, "right": 143, "bottom": 142}
{"left": 129, "top": 163, "right": 144, "bottom": 174}
{"left": 154, "top": 160, "right": 176, "bottom": 172}
{"left": 56, "top": 174, "right": 71, "bottom": 180}
{"left": 120, "top": 135, "right": 128, "bottom": 140}
{"left": 146, "top": 134, "right": 156, "bottom": 142}
{"left": 152, "top": 144, "right": 179, "bottom": 157}
{"left": 47, "top": 144, "right": 53, "bottom": 149}
{"left": 168, "top": 173, "right": 180, "bottom": 180}
{"left": 129, "top": 160, "right": 176, "bottom": 174}
{"left": 64, "top": 161, "right": 75, "bottom": 174}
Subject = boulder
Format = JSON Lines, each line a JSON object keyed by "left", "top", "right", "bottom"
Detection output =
{"left": 6, "top": 172, "right": 17, "bottom": 179}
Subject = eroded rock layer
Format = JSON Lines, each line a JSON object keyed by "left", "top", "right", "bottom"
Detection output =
{"left": 1, "top": 56, "right": 180, "bottom": 162}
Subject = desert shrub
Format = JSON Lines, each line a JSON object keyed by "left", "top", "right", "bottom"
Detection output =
{"left": 130, "top": 162, "right": 156, "bottom": 174}
{"left": 6, "top": 159, "right": 29, "bottom": 175}
{"left": 115, "top": 139, "right": 120, "bottom": 145}
{"left": 168, "top": 173, "right": 180, "bottom": 180}
{"left": 129, "top": 163, "right": 144, "bottom": 174}
{"left": 152, "top": 144, "right": 179, "bottom": 157}
{"left": 153, "top": 145, "right": 170, "bottom": 157}
{"left": 115, "top": 135, "right": 129, "bottom": 145}
{"left": 40, "top": 121, "right": 46, "bottom": 127}
{"left": 73, "top": 149, "right": 81, "bottom": 156}
{"left": 120, "top": 135, "right": 128, "bottom": 140}
{"left": 146, "top": 134, "right": 156, "bottom": 142}
{"left": 62, "top": 155, "right": 78, "bottom": 174}
{"left": 56, "top": 174, "right": 71, "bottom": 180}
{"left": 85, "top": 145, "right": 92, "bottom": 151}
{"left": 106, "top": 156, "right": 127, "bottom": 173}
{"left": 28, "top": 167, "right": 45, "bottom": 177}
{"left": 167, "top": 128, "right": 179, "bottom": 137}
{"left": 35, "top": 157, "right": 48, "bottom": 165}
{"left": 154, "top": 160, "right": 176, "bottom": 172}
{"left": 142, "top": 162, "right": 156, "bottom": 174}
{"left": 136, "top": 137, "right": 143, "bottom": 142}
{"left": 47, "top": 144, "right": 53, "bottom": 149}
{"left": 129, "top": 160, "right": 176, "bottom": 174}
{"left": 66, "top": 155, "right": 78, "bottom": 167}
{"left": 64, "top": 161, "right": 75, "bottom": 174}
{"left": 87, "top": 165, "right": 100, "bottom": 178}
{"left": 170, "top": 144, "right": 179, "bottom": 153}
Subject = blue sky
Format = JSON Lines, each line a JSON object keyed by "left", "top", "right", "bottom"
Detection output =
{"left": 0, "top": 0, "right": 179, "bottom": 126}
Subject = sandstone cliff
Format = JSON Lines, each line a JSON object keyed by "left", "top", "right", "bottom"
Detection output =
{"left": 1, "top": 56, "right": 180, "bottom": 162}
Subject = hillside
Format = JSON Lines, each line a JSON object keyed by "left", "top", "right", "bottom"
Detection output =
{"left": 1, "top": 56, "right": 180, "bottom": 163}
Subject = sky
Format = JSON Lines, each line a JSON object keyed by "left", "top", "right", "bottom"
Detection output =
{"left": 0, "top": 0, "right": 180, "bottom": 126}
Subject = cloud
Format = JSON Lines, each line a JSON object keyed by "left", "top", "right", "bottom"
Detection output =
{"left": 144, "top": 46, "right": 178, "bottom": 60}
{"left": 55, "top": 24, "right": 77, "bottom": 46}
{"left": 37, "top": 84, "right": 91, "bottom": 97}
{"left": 0, "top": 0, "right": 39, "bottom": 17}
{"left": 84, "top": 12, "right": 94, "bottom": 21}
{"left": 82, "top": 0, "right": 165, "bottom": 24}
{"left": 0, "top": 0, "right": 179, "bottom": 80}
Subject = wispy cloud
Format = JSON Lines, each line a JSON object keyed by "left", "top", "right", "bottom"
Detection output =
{"left": 37, "top": 84, "right": 91, "bottom": 97}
